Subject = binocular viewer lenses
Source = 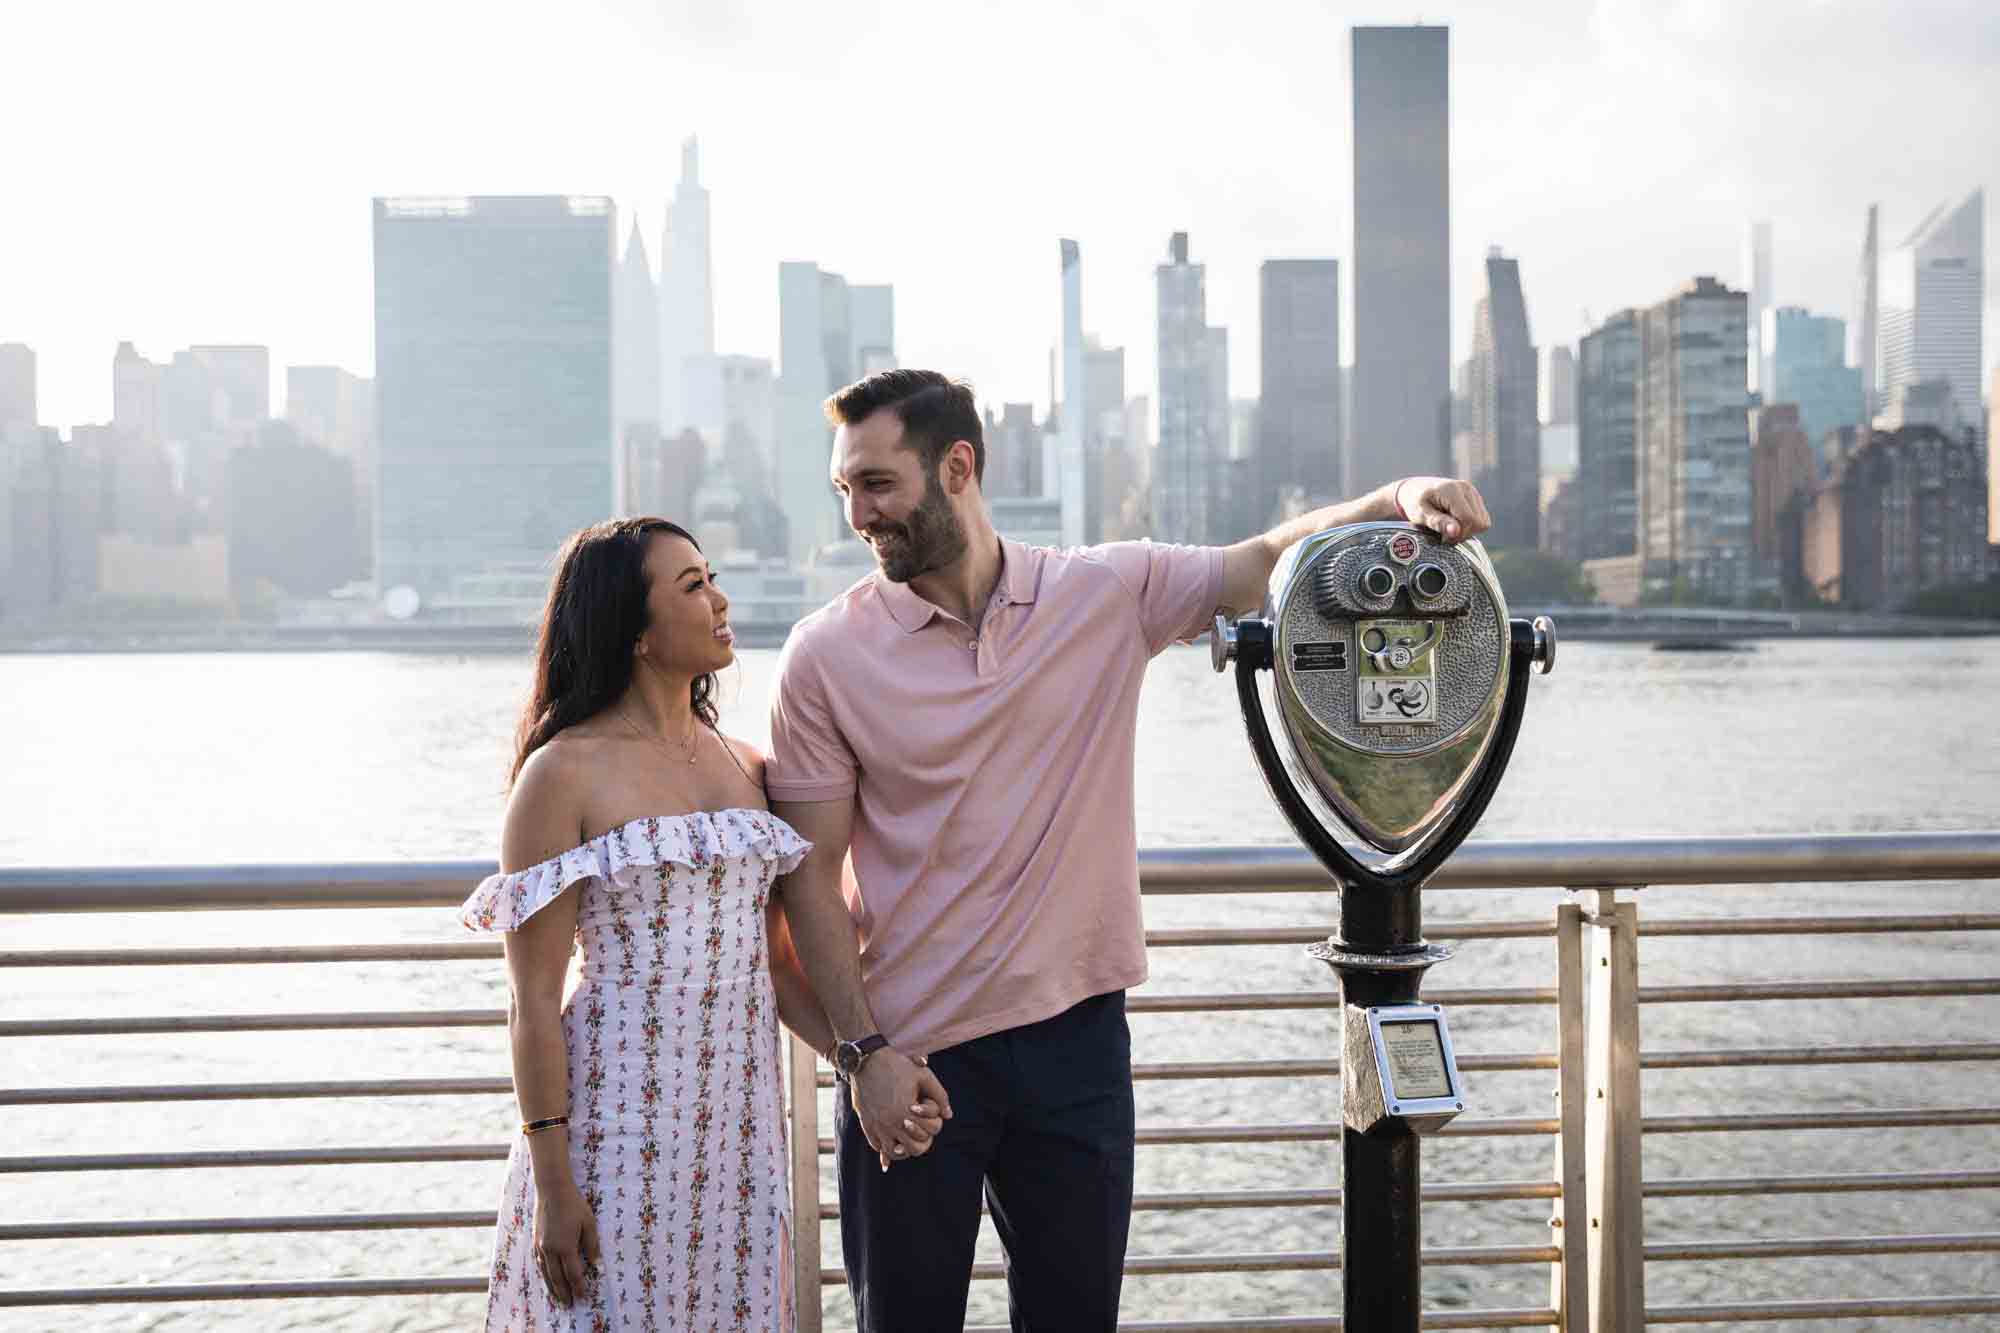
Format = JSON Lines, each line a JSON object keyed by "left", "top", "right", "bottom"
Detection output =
{"left": 1356, "top": 561, "right": 1450, "bottom": 603}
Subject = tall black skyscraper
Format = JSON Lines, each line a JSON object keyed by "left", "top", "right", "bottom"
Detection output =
{"left": 1351, "top": 25, "right": 1450, "bottom": 492}
{"left": 1257, "top": 260, "right": 1342, "bottom": 526}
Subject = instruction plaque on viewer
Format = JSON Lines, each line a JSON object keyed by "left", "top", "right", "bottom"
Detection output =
{"left": 1380, "top": 1019, "right": 1452, "bottom": 1100}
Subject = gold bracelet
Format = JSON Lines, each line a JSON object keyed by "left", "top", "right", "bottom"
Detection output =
{"left": 522, "top": 1115, "right": 570, "bottom": 1136}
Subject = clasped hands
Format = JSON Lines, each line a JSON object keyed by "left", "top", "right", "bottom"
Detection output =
{"left": 850, "top": 1046, "right": 952, "bottom": 1172}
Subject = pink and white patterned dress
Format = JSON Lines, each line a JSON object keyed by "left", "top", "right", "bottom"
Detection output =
{"left": 460, "top": 808, "right": 811, "bottom": 1333}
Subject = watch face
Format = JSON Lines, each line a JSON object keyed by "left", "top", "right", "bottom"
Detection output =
{"left": 834, "top": 1042, "right": 857, "bottom": 1077}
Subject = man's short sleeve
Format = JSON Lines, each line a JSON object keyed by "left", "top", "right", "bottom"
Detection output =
{"left": 1091, "top": 540, "right": 1226, "bottom": 657}
{"left": 766, "top": 630, "right": 859, "bottom": 801}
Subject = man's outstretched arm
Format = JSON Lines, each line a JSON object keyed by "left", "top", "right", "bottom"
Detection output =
{"left": 1217, "top": 476, "right": 1493, "bottom": 616}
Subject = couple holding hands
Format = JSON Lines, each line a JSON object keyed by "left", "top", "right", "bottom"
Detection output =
{"left": 460, "top": 368, "right": 1490, "bottom": 1331}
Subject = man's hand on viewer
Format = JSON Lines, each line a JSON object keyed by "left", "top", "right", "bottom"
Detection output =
{"left": 1391, "top": 476, "right": 1490, "bottom": 544}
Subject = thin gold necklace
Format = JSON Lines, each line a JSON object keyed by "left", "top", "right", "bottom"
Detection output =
{"left": 619, "top": 706, "right": 702, "bottom": 765}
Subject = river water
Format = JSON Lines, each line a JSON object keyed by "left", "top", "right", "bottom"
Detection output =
{"left": 4, "top": 639, "right": 1998, "bottom": 1330}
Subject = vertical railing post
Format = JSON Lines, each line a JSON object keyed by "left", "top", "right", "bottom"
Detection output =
{"left": 1550, "top": 901, "right": 1591, "bottom": 1329}
{"left": 1581, "top": 888, "right": 1644, "bottom": 1330}
{"left": 787, "top": 1033, "right": 823, "bottom": 1333}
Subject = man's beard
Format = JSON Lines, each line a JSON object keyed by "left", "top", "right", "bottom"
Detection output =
{"left": 867, "top": 469, "right": 967, "bottom": 583}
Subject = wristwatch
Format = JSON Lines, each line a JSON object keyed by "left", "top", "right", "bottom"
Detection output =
{"left": 832, "top": 1033, "right": 890, "bottom": 1078}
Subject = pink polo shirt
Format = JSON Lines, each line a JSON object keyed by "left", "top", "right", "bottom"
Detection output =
{"left": 767, "top": 537, "right": 1224, "bottom": 1055}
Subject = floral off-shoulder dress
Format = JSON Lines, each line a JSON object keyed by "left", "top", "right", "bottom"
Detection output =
{"left": 460, "top": 808, "right": 811, "bottom": 1333}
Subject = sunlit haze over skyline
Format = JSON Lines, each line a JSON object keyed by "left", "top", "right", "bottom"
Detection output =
{"left": 6, "top": 0, "right": 1995, "bottom": 430}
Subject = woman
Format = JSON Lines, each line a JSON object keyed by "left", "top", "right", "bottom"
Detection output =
{"left": 460, "top": 518, "right": 938, "bottom": 1331}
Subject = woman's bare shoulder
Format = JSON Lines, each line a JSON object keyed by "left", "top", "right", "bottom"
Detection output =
{"left": 503, "top": 734, "right": 607, "bottom": 869}
{"left": 718, "top": 732, "right": 769, "bottom": 787}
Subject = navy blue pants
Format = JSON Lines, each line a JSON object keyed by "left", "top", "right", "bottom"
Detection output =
{"left": 834, "top": 990, "right": 1136, "bottom": 1332}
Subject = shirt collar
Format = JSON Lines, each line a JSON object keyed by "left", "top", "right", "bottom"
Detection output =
{"left": 873, "top": 536, "right": 1042, "bottom": 634}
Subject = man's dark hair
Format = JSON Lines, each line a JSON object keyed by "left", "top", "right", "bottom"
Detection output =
{"left": 824, "top": 369, "right": 985, "bottom": 483}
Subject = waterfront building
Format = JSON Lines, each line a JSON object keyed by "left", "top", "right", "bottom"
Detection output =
{"left": 1084, "top": 339, "right": 1126, "bottom": 545}
{"left": 1882, "top": 379, "right": 1964, "bottom": 435}
{"left": 1750, "top": 404, "right": 1813, "bottom": 566}
{"left": 1990, "top": 366, "right": 1999, "bottom": 546}
{"left": 1878, "top": 189, "right": 1985, "bottom": 430}
{"left": 615, "top": 219, "right": 662, "bottom": 458}
{"left": 1764, "top": 307, "right": 1862, "bottom": 465}
{"left": 1155, "top": 232, "right": 1223, "bottom": 544}
{"left": 1577, "top": 309, "right": 1640, "bottom": 561}
{"left": 1803, "top": 424, "right": 1989, "bottom": 607}
{"left": 372, "top": 195, "right": 614, "bottom": 609}
{"left": 1058, "top": 239, "right": 1088, "bottom": 546}
{"left": 1257, "top": 259, "right": 1342, "bottom": 527}
{"left": 287, "top": 364, "right": 376, "bottom": 569}
{"left": 4, "top": 429, "right": 99, "bottom": 617}
{"left": 776, "top": 262, "right": 894, "bottom": 562}
{"left": 1539, "top": 470, "right": 1580, "bottom": 561}
{"left": 112, "top": 342, "right": 165, "bottom": 446}
{"left": 1465, "top": 249, "right": 1540, "bottom": 550}
{"left": 658, "top": 138, "right": 715, "bottom": 438}
{"left": 1636, "top": 278, "right": 1753, "bottom": 602}
{"left": 1541, "top": 344, "right": 1575, "bottom": 427}
{"left": 1855, "top": 204, "right": 1880, "bottom": 418}
{"left": 0, "top": 344, "right": 34, "bottom": 434}
{"left": 89, "top": 424, "right": 182, "bottom": 546}
{"left": 226, "top": 420, "right": 366, "bottom": 596}
{"left": 1351, "top": 23, "right": 1450, "bottom": 488}
{"left": 1744, "top": 220, "right": 1773, "bottom": 396}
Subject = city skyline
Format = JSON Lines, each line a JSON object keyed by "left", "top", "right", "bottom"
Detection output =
{"left": 6, "top": 0, "right": 1995, "bottom": 435}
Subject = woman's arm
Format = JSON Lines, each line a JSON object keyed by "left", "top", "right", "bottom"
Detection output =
{"left": 498, "top": 746, "right": 600, "bottom": 1306}
{"left": 766, "top": 896, "right": 834, "bottom": 1059}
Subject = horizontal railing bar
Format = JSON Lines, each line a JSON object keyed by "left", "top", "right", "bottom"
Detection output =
{"left": 27, "top": 1177, "right": 2000, "bottom": 1233}
{"left": 1646, "top": 1170, "right": 2000, "bottom": 1196}
{"left": 817, "top": 1118, "right": 1559, "bottom": 1152}
{"left": 821, "top": 1179, "right": 1561, "bottom": 1218}
{"left": 982, "top": 1316, "right": 1564, "bottom": 1332}
{"left": 44, "top": 1042, "right": 1984, "bottom": 1106}
{"left": 0, "top": 1285, "right": 1557, "bottom": 1327}
{"left": 7, "top": 833, "right": 1993, "bottom": 914}
{"left": 0, "top": 1211, "right": 496, "bottom": 1240}
{"left": 0, "top": 991, "right": 1553, "bottom": 1034}
{"left": 1128, "top": 992, "right": 1342, "bottom": 1013}
{"left": 0, "top": 1145, "right": 509, "bottom": 1173}
{"left": 0, "top": 943, "right": 500, "bottom": 967}
{"left": 1146, "top": 921, "right": 1552, "bottom": 947}
{"left": 1643, "top": 1107, "right": 2000, "bottom": 1133}
{"left": 1646, "top": 1231, "right": 2000, "bottom": 1261}
{"left": 0, "top": 1010, "right": 507, "bottom": 1037}
{"left": 7, "top": 914, "right": 1993, "bottom": 970}
{"left": 1641, "top": 1042, "right": 2000, "bottom": 1068}
{"left": 0, "top": 1077, "right": 512, "bottom": 1106}
{"left": 10, "top": 915, "right": 1996, "bottom": 970}
{"left": 12, "top": 980, "right": 1983, "bottom": 1036}
{"left": 1644, "top": 1295, "right": 2000, "bottom": 1322}
{"left": 815, "top": 1052, "right": 1559, "bottom": 1089}
{"left": 0, "top": 1277, "right": 485, "bottom": 1305}
{"left": 1640, "top": 978, "right": 2000, "bottom": 1002}
{"left": 1641, "top": 914, "right": 2000, "bottom": 936}
{"left": 821, "top": 1244, "right": 1564, "bottom": 1282}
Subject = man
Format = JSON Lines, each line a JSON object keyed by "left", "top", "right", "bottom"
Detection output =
{"left": 771, "top": 369, "right": 1489, "bottom": 1331}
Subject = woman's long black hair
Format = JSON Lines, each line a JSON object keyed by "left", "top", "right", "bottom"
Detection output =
{"left": 510, "top": 517, "right": 718, "bottom": 788}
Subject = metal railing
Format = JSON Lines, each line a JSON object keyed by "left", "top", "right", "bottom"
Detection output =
{"left": 4, "top": 832, "right": 1999, "bottom": 1329}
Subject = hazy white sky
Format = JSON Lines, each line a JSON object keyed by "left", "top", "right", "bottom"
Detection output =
{"left": 5, "top": 0, "right": 1994, "bottom": 432}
